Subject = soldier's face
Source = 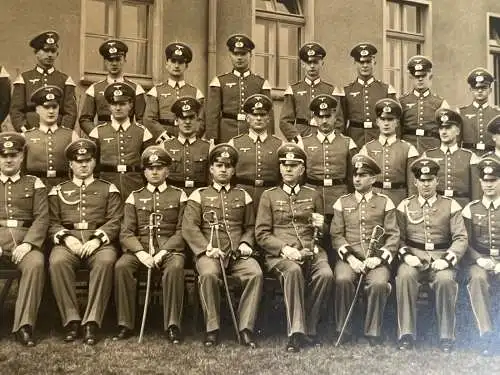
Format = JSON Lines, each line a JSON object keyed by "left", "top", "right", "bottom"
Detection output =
{"left": 355, "top": 58, "right": 375, "bottom": 77}
{"left": 315, "top": 113, "right": 336, "bottom": 134}
{"left": 70, "top": 158, "right": 96, "bottom": 179}
{"left": 165, "top": 59, "right": 188, "bottom": 78}
{"left": 439, "top": 125, "right": 459, "bottom": 145}
{"left": 35, "top": 48, "right": 58, "bottom": 68}
{"left": 0, "top": 152, "right": 23, "bottom": 176}
{"left": 110, "top": 100, "right": 133, "bottom": 120}
{"left": 230, "top": 51, "right": 251, "bottom": 71}
{"left": 411, "top": 73, "right": 432, "bottom": 90}
{"left": 177, "top": 114, "right": 199, "bottom": 137}
{"left": 376, "top": 117, "right": 398, "bottom": 136}
{"left": 210, "top": 162, "right": 235, "bottom": 185}
{"left": 480, "top": 177, "right": 500, "bottom": 198}
{"left": 247, "top": 113, "right": 270, "bottom": 133}
{"left": 471, "top": 86, "right": 491, "bottom": 102}
{"left": 280, "top": 162, "right": 304, "bottom": 185}
{"left": 36, "top": 104, "right": 59, "bottom": 125}
{"left": 144, "top": 165, "right": 169, "bottom": 185}
{"left": 301, "top": 59, "right": 323, "bottom": 79}
{"left": 415, "top": 177, "right": 438, "bottom": 199}
{"left": 104, "top": 56, "right": 125, "bottom": 75}
{"left": 353, "top": 172, "right": 376, "bottom": 194}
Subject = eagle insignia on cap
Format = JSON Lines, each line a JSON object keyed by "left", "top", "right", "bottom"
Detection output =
{"left": 360, "top": 49, "right": 369, "bottom": 56}
{"left": 149, "top": 154, "right": 159, "bottom": 162}
{"left": 221, "top": 151, "right": 230, "bottom": 158}
{"left": 46, "top": 93, "right": 55, "bottom": 100}
{"left": 307, "top": 49, "right": 315, "bottom": 56}
{"left": 421, "top": 166, "right": 430, "bottom": 174}
{"left": 77, "top": 148, "right": 87, "bottom": 155}
{"left": 415, "top": 64, "right": 423, "bottom": 71}
{"left": 182, "top": 104, "right": 191, "bottom": 111}
{"left": 319, "top": 103, "right": 328, "bottom": 109}
{"left": 255, "top": 102, "right": 263, "bottom": 109}
{"left": 113, "top": 89, "right": 123, "bottom": 97}
{"left": 355, "top": 161, "right": 363, "bottom": 168}
{"left": 484, "top": 166, "right": 493, "bottom": 174}
{"left": 476, "top": 76, "right": 484, "bottom": 83}
{"left": 440, "top": 115, "right": 449, "bottom": 123}
{"left": 109, "top": 47, "right": 118, "bottom": 54}
{"left": 4, "top": 141, "right": 13, "bottom": 148}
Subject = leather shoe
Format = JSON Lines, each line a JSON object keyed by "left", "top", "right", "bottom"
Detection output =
{"left": 83, "top": 322, "right": 98, "bottom": 346}
{"left": 64, "top": 321, "right": 80, "bottom": 342}
{"left": 166, "top": 326, "right": 181, "bottom": 344}
{"left": 204, "top": 330, "right": 219, "bottom": 347}
{"left": 16, "top": 326, "right": 35, "bottom": 347}
{"left": 286, "top": 333, "right": 302, "bottom": 353}
{"left": 240, "top": 329, "right": 257, "bottom": 349}
{"left": 440, "top": 339, "right": 454, "bottom": 353}
{"left": 367, "top": 335, "right": 383, "bottom": 347}
{"left": 398, "top": 335, "right": 414, "bottom": 351}
{"left": 112, "top": 326, "right": 133, "bottom": 341}
{"left": 336, "top": 332, "right": 353, "bottom": 345}
{"left": 302, "top": 335, "right": 321, "bottom": 348}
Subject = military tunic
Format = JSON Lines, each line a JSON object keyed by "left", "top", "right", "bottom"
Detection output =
{"left": 206, "top": 70, "right": 273, "bottom": 143}
{"left": 144, "top": 79, "right": 205, "bottom": 139}
{"left": 0, "top": 66, "right": 11, "bottom": 124}
{"left": 359, "top": 135, "right": 420, "bottom": 206}
{"left": 116, "top": 183, "right": 187, "bottom": 330}
{"left": 340, "top": 77, "right": 397, "bottom": 147}
{"left": 458, "top": 101, "right": 500, "bottom": 155}
{"left": 48, "top": 176, "right": 122, "bottom": 327}
{"left": 399, "top": 89, "right": 448, "bottom": 153}
{"left": 161, "top": 135, "right": 210, "bottom": 196}
{"left": 79, "top": 76, "right": 146, "bottom": 136}
{"left": 10, "top": 66, "right": 77, "bottom": 131}
{"left": 0, "top": 173, "right": 48, "bottom": 332}
{"left": 396, "top": 194, "right": 468, "bottom": 340}
{"left": 256, "top": 184, "right": 333, "bottom": 337}
{"left": 89, "top": 118, "right": 154, "bottom": 199}
{"left": 331, "top": 190, "right": 399, "bottom": 337}
{"left": 182, "top": 183, "right": 263, "bottom": 333}
{"left": 279, "top": 78, "right": 345, "bottom": 141}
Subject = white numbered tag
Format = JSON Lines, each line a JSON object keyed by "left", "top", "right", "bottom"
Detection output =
{"left": 6, "top": 220, "right": 18, "bottom": 228}
{"left": 117, "top": 165, "right": 127, "bottom": 172}
{"left": 237, "top": 113, "right": 247, "bottom": 121}
{"left": 444, "top": 189, "right": 454, "bottom": 197}
{"left": 383, "top": 181, "right": 392, "bottom": 189}
{"left": 47, "top": 170, "right": 56, "bottom": 178}
{"left": 416, "top": 129, "right": 425, "bottom": 136}
{"left": 491, "top": 249, "right": 499, "bottom": 257}
{"left": 425, "top": 243, "right": 434, "bottom": 250}
{"left": 185, "top": 180, "right": 194, "bottom": 188}
{"left": 476, "top": 142, "right": 485, "bottom": 150}
{"left": 363, "top": 121, "right": 373, "bottom": 129}
{"left": 324, "top": 179, "right": 333, "bottom": 186}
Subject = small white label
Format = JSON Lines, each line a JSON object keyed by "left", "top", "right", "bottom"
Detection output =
{"left": 237, "top": 113, "right": 247, "bottom": 121}
{"left": 425, "top": 243, "right": 434, "bottom": 250}
{"left": 117, "top": 165, "right": 127, "bottom": 172}
{"left": 383, "top": 181, "right": 392, "bottom": 189}
{"left": 416, "top": 129, "right": 425, "bottom": 136}
{"left": 324, "top": 179, "right": 333, "bottom": 186}
{"left": 363, "top": 121, "right": 373, "bottom": 129}
{"left": 444, "top": 189, "right": 454, "bottom": 197}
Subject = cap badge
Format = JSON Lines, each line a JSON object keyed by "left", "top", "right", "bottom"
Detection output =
{"left": 414, "top": 64, "right": 423, "bottom": 71}
{"left": 113, "top": 89, "right": 123, "bottom": 97}
{"left": 476, "top": 76, "right": 484, "bottom": 83}
{"left": 221, "top": 151, "right": 230, "bottom": 158}
{"left": 307, "top": 49, "right": 315, "bottom": 56}
{"left": 4, "top": 141, "right": 13, "bottom": 148}
{"left": 149, "top": 154, "right": 159, "bottom": 162}
{"left": 46, "top": 37, "right": 55, "bottom": 45}
{"left": 421, "top": 166, "right": 430, "bottom": 174}
{"left": 360, "top": 49, "right": 369, "bottom": 56}
{"left": 319, "top": 103, "right": 328, "bottom": 110}
{"left": 383, "top": 105, "right": 391, "bottom": 113}
{"left": 77, "top": 148, "right": 87, "bottom": 155}
{"left": 484, "top": 166, "right": 493, "bottom": 174}
{"left": 109, "top": 47, "right": 118, "bottom": 54}
{"left": 285, "top": 152, "right": 295, "bottom": 160}
{"left": 46, "top": 93, "right": 55, "bottom": 100}
{"left": 355, "top": 161, "right": 363, "bottom": 168}
{"left": 235, "top": 41, "right": 244, "bottom": 48}
{"left": 174, "top": 48, "right": 183, "bottom": 56}
{"left": 440, "top": 114, "right": 449, "bottom": 123}
{"left": 254, "top": 102, "right": 263, "bottom": 109}
{"left": 182, "top": 104, "right": 191, "bottom": 111}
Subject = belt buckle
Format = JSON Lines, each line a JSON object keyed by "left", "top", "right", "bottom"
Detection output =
{"left": 324, "top": 179, "right": 333, "bottom": 187}
{"left": 491, "top": 249, "right": 499, "bottom": 257}
{"left": 416, "top": 129, "right": 425, "bottom": 136}
{"left": 363, "top": 121, "right": 373, "bottom": 129}
{"left": 47, "top": 170, "right": 56, "bottom": 178}
{"left": 75, "top": 222, "right": 88, "bottom": 230}
{"left": 476, "top": 142, "right": 485, "bottom": 150}
{"left": 425, "top": 242, "right": 434, "bottom": 251}
{"left": 185, "top": 180, "right": 194, "bottom": 188}
{"left": 237, "top": 113, "right": 246, "bottom": 121}
{"left": 117, "top": 165, "right": 127, "bottom": 173}
{"left": 6, "top": 219, "right": 18, "bottom": 228}
{"left": 444, "top": 189, "right": 454, "bottom": 197}
{"left": 255, "top": 179, "right": 264, "bottom": 187}
{"left": 383, "top": 181, "right": 392, "bottom": 189}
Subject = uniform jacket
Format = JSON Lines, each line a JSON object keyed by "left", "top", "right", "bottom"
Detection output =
{"left": 0, "top": 66, "right": 11, "bottom": 124}
{"left": 458, "top": 101, "right": 500, "bottom": 155}
{"left": 11, "top": 66, "right": 77, "bottom": 131}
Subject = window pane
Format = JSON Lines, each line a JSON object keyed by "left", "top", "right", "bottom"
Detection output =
{"left": 403, "top": 4, "right": 421, "bottom": 34}
{"left": 86, "top": 0, "right": 115, "bottom": 35}
{"left": 278, "top": 23, "right": 300, "bottom": 87}
{"left": 275, "top": 0, "right": 301, "bottom": 15}
{"left": 254, "top": 19, "right": 276, "bottom": 86}
{"left": 387, "top": 1, "right": 401, "bottom": 31}
{"left": 125, "top": 40, "right": 149, "bottom": 75}
{"left": 256, "top": 0, "right": 274, "bottom": 11}
{"left": 120, "top": 1, "right": 149, "bottom": 39}
{"left": 85, "top": 35, "right": 109, "bottom": 72}
{"left": 385, "top": 38, "right": 402, "bottom": 95}
{"left": 490, "top": 16, "right": 500, "bottom": 41}
{"left": 492, "top": 53, "right": 500, "bottom": 105}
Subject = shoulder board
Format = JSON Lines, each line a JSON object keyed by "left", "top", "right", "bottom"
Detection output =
{"left": 458, "top": 104, "right": 469, "bottom": 110}
{"left": 400, "top": 91, "right": 412, "bottom": 98}
{"left": 264, "top": 186, "right": 278, "bottom": 192}
{"left": 195, "top": 187, "right": 208, "bottom": 193}
{"left": 96, "top": 122, "right": 108, "bottom": 128}
{"left": 460, "top": 148, "right": 473, "bottom": 155}
{"left": 290, "top": 81, "right": 302, "bottom": 88}
{"left": 364, "top": 138, "right": 376, "bottom": 145}
{"left": 132, "top": 122, "right": 146, "bottom": 129}
{"left": 198, "top": 138, "right": 210, "bottom": 145}
{"left": 232, "top": 134, "right": 246, "bottom": 140}
{"left": 469, "top": 199, "right": 481, "bottom": 207}
{"left": 339, "top": 192, "right": 352, "bottom": 199}
{"left": 440, "top": 195, "right": 452, "bottom": 201}
{"left": 302, "top": 134, "right": 314, "bottom": 139}
{"left": 96, "top": 178, "right": 113, "bottom": 185}
{"left": 24, "top": 128, "right": 36, "bottom": 133}
{"left": 400, "top": 139, "right": 412, "bottom": 146}
{"left": 131, "top": 186, "right": 146, "bottom": 194}
{"left": 302, "top": 186, "right": 316, "bottom": 192}
{"left": 168, "top": 185, "right": 184, "bottom": 193}
{"left": 375, "top": 191, "right": 391, "bottom": 200}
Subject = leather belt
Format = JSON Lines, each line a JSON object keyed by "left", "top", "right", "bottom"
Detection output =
{"left": 222, "top": 112, "right": 246, "bottom": 121}
{"left": 159, "top": 119, "right": 175, "bottom": 126}
{"left": 97, "top": 115, "right": 111, "bottom": 122}
{"left": 166, "top": 179, "right": 205, "bottom": 188}
{"left": 27, "top": 170, "right": 67, "bottom": 178}
{"left": 63, "top": 222, "right": 99, "bottom": 230}
{"left": 100, "top": 165, "right": 142, "bottom": 173}
{"left": 347, "top": 120, "right": 374, "bottom": 129}
{"left": 462, "top": 142, "right": 494, "bottom": 152}
{"left": 306, "top": 177, "right": 347, "bottom": 187}
{"left": 406, "top": 239, "right": 450, "bottom": 251}
{"left": 374, "top": 181, "right": 406, "bottom": 189}
{"left": 437, "top": 190, "right": 469, "bottom": 198}
{"left": 402, "top": 128, "right": 438, "bottom": 137}
{"left": 234, "top": 177, "right": 277, "bottom": 187}
{"left": 0, "top": 220, "right": 32, "bottom": 228}
{"left": 295, "top": 118, "right": 309, "bottom": 125}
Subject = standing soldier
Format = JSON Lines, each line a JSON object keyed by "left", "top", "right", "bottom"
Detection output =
{"left": 400, "top": 56, "right": 449, "bottom": 153}
{"left": 79, "top": 40, "right": 146, "bottom": 136}
{"left": 0, "top": 65, "right": 10, "bottom": 125}
{"left": 462, "top": 157, "right": 500, "bottom": 356}
{"left": 206, "top": 34, "right": 273, "bottom": 144}
{"left": 279, "top": 42, "right": 344, "bottom": 142}
{"left": 24, "top": 86, "right": 78, "bottom": 188}
{"left": 256, "top": 143, "right": 334, "bottom": 352}
{"left": 331, "top": 154, "right": 399, "bottom": 345}
{"left": 340, "top": 43, "right": 397, "bottom": 148}
{"left": 0, "top": 132, "right": 48, "bottom": 346}
{"left": 161, "top": 97, "right": 210, "bottom": 196}
{"left": 89, "top": 82, "right": 154, "bottom": 200}
{"left": 48, "top": 139, "right": 122, "bottom": 345}
{"left": 144, "top": 42, "right": 205, "bottom": 142}
{"left": 10, "top": 31, "right": 77, "bottom": 132}
{"left": 359, "top": 98, "right": 419, "bottom": 206}
{"left": 459, "top": 68, "right": 500, "bottom": 156}
{"left": 114, "top": 146, "right": 186, "bottom": 343}
{"left": 182, "top": 144, "right": 263, "bottom": 348}
{"left": 228, "top": 94, "right": 282, "bottom": 208}
{"left": 396, "top": 158, "right": 468, "bottom": 353}
{"left": 486, "top": 115, "right": 500, "bottom": 161}
{"left": 423, "top": 108, "right": 481, "bottom": 208}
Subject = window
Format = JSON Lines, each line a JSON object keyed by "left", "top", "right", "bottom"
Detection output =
{"left": 84, "top": 0, "right": 153, "bottom": 77}
{"left": 488, "top": 15, "right": 500, "bottom": 106}
{"left": 254, "top": 0, "right": 304, "bottom": 89}
{"left": 384, "top": 1, "right": 430, "bottom": 95}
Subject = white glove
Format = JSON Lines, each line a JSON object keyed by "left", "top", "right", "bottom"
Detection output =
{"left": 282, "top": 246, "right": 301, "bottom": 261}
{"left": 238, "top": 243, "right": 253, "bottom": 257}
{"left": 431, "top": 258, "right": 449, "bottom": 271}
{"left": 347, "top": 255, "right": 365, "bottom": 274}
{"left": 477, "top": 257, "right": 496, "bottom": 271}
{"left": 64, "top": 236, "right": 83, "bottom": 256}
{"left": 494, "top": 263, "right": 500, "bottom": 274}
{"left": 136, "top": 251, "right": 155, "bottom": 268}
{"left": 404, "top": 254, "right": 423, "bottom": 268}
{"left": 0, "top": 245, "right": 3, "bottom": 257}
{"left": 311, "top": 213, "right": 324, "bottom": 229}
{"left": 153, "top": 250, "right": 168, "bottom": 267}
{"left": 364, "top": 256, "right": 382, "bottom": 270}
{"left": 206, "top": 247, "right": 225, "bottom": 258}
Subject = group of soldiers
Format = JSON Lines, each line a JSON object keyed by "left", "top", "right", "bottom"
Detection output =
{"left": 1, "top": 29, "right": 500, "bottom": 357}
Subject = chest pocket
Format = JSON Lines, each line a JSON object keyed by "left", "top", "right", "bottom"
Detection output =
{"left": 161, "top": 202, "right": 180, "bottom": 222}
{"left": 14, "top": 187, "right": 35, "bottom": 212}
{"left": 194, "top": 157, "right": 208, "bottom": 175}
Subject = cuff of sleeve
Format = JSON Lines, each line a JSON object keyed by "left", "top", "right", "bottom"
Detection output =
{"left": 443, "top": 251, "right": 458, "bottom": 267}
{"left": 92, "top": 229, "right": 110, "bottom": 245}
{"left": 379, "top": 248, "right": 393, "bottom": 265}
{"left": 338, "top": 245, "right": 354, "bottom": 261}
{"left": 398, "top": 246, "right": 412, "bottom": 260}
{"left": 54, "top": 229, "right": 70, "bottom": 245}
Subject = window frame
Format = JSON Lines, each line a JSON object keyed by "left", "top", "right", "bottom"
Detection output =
{"left": 487, "top": 13, "right": 500, "bottom": 106}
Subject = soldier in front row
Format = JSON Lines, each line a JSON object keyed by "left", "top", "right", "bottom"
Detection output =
{"left": 114, "top": 146, "right": 186, "bottom": 343}
{"left": 485, "top": 115, "right": 500, "bottom": 161}
{"left": 182, "top": 144, "right": 263, "bottom": 348}
{"left": 331, "top": 154, "right": 399, "bottom": 346}
{"left": 48, "top": 139, "right": 122, "bottom": 345}
{"left": 0, "top": 132, "right": 48, "bottom": 346}
{"left": 396, "top": 158, "right": 468, "bottom": 353}
{"left": 462, "top": 157, "right": 500, "bottom": 356}
{"left": 256, "top": 143, "right": 333, "bottom": 352}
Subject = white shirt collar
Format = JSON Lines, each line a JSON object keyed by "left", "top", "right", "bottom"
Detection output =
{"left": 357, "top": 77, "right": 375, "bottom": 86}
{"left": 36, "top": 66, "right": 55, "bottom": 74}
{"left": 39, "top": 123, "right": 59, "bottom": 133}
{"left": 0, "top": 172, "right": 21, "bottom": 183}
{"left": 282, "top": 184, "right": 301, "bottom": 195}
{"left": 213, "top": 181, "right": 231, "bottom": 192}
{"left": 305, "top": 77, "right": 321, "bottom": 86}
{"left": 106, "top": 75, "right": 124, "bottom": 84}
{"left": 354, "top": 190, "right": 373, "bottom": 203}
{"left": 147, "top": 182, "right": 167, "bottom": 193}
{"left": 72, "top": 176, "right": 95, "bottom": 187}
{"left": 473, "top": 101, "right": 489, "bottom": 109}
{"left": 233, "top": 70, "right": 251, "bottom": 78}
{"left": 111, "top": 117, "right": 131, "bottom": 132}
{"left": 248, "top": 129, "right": 268, "bottom": 143}
{"left": 379, "top": 134, "right": 397, "bottom": 146}
{"left": 178, "top": 134, "right": 196, "bottom": 145}
{"left": 482, "top": 196, "right": 500, "bottom": 209}
{"left": 413, "top": 89, "right": 430, "bottom": 98}
{"left": 316, "top": 131, "right": 336, "bottom": 143}
{"left": 167, "top": 78, "right": 185, "bottom": 88}
{"left": 418, "top": 194, "right": 438, "bottom": 207}
{"left": 440, "top": 143, "right": 459, "bottom": 154}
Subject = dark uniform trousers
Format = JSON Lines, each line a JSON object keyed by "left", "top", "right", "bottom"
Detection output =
{"left": 144, "top": 81, "right": 205, "bottom": 139}
{"left": 182, "top": 184, "right": 263, "bottom": 333}
{"left": 396, "top": 195, "right": 467, "bottom": 340}
{"left": 0, "top": 66, "right": 11, "bottom": 124}
{"left": 89, "top": 120, "right": 154, "bottom": 200}
{"left": 360, "top": 136, "right": 419, "bottom": 206}
{"left": 340, "top": 77, "right": 397, "bottom": 147}
{"left": 48, "top": 178, "right": 122, "bottom": 327}
{"left": 116, "top": 184, "right": 187, "bottom": 330}
{"left": 331, "top": 191, "right": 399, "bottom": 337}
{"left": 399, "top": 89, "right": 447, "bottom": 153}
{"left": 459, "top": 101, "right": 500, "bottom": 156}
{"left": 162, "top": 136, "right": 210, "bottom": 197}
{"left": 463, "top": 198, "right": 500, "bottom": 335}
{"left": 79, "top": 77, "right": 146, "bottom": 136}
{"left": 256, "top": 185, "right": 334, "bottom": 336}
{"left": 229, "top": 132, "right": 283, "bottom": 209}
{"left": 279, "top": 78, "right": 345, "bottom": 141}
{"left": 11, "top": 66, "right": 77, "bottom": 131}
{"left": 0, "top": 174, "right": 48, "bottom": 332}
{"left": 206, "top": 70, "right": 273, "bottom": 144}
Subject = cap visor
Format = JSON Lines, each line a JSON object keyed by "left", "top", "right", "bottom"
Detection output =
{"left": 180, "top": 110, "right": 197, "bottom": 118}
{"left": 1, "top": 149, "right": 21, "bottom": 155}
{"left": 232, "top": 47, "right": 250, "bottom": 53}
{"left": 280, "top": 159, "right": 304, "bottom": 165}
{"left": 417, "top": 174, "right": 434, "bottom": 180}
{"left": 108, "top": 96, "right": 131, "bottom": 103}
{"left": 73, "top": 155, "right": 93, "bottom": 161}
{"left": 379, "top": 113, "right": 397, "bottom": 120}
{"left": 481, "top": 175, "right": 498, "bottom": 181}
{"left": 412, "top": 71, "right": 428, "bottom": 77}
